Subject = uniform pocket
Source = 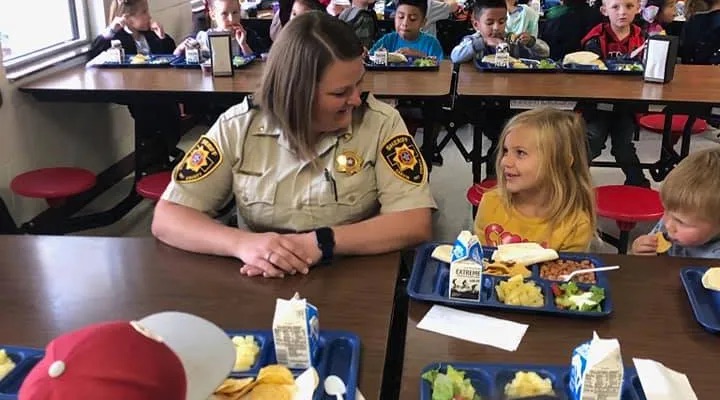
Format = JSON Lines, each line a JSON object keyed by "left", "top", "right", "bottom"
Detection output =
{"left": 233, "top": 173, "right": 278, "bottom": 230}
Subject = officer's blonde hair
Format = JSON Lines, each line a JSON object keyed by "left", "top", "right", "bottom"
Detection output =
{"left": 661, "top": 147, "right": 720, "bottom": 223}
{"left": 494, "top": 108, "right": 596, "bottom": 248}
{"left": 257, "top": 11, "right": 364, "bottom": 161}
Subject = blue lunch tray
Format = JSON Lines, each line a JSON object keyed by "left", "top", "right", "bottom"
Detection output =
{"left": 561, "top": 60, "right": 644, "bottom": 75}
{"left": 170, "top": 54, "right": 256, "bottom": 69}
{"left": 0, "top": 346, "right": 44, "bottom": 400}
{"left": 225, "top": 330, "right": 361, "bottom": 400}
{"left": 680, "top": 267, "right": 720, "bottom": 334}
{"left": 91, "top": 54, "right": 179, "bottom": 68}
{"left": 407, "top": 242, "right": 613, "bottom": 318}
{"left": 0, "top": 330, "right": 360, "bottom": 400}
{"left": 363, "top": 56, "right": 439, "bottom": 71}
{"left": 474, "top": 58, "right": 561, "bottom": 73}
{"left": 420, "top": 362, "right": 645, "bottom": 400}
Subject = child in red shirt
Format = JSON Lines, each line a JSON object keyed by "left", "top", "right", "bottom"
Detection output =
{"left": 578, "top": 0, "right": 650, "bottom": 187}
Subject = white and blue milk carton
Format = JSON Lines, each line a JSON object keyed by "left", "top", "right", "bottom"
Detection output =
{"left": 448, "top": 230, "right": 485, "bottom": 301}
{"left": 569, "top": 331, "right": 624, "bottom": 400}
{"left": 272, "top": 293, "right": 319, "bottom": 369}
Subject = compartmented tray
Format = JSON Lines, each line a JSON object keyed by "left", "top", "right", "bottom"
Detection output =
{"left": 474, "top": 58, "right": 561, "bottom": 73}
{"left": 561, "top": 60, "right": 644, "bottom": 75}
{"left": 420, "top": 362, "right": 644, "bottom": 400}
{"left": 170, "top": 54, "right": 256, "bottom": 69}
{"left": 0, "top": 346, "right": 44, "bottom": 399}
{"left": 363, "top": 56, "right": 440, "bottom": 71}
{"left": 407, "top": 242, "right": 613, "bottom": 318}
{"left": 0, "top": 330, "right": 360, "bottom": 400}
{"left": 680, "top": 267, "right": 720, "bottom": 334}
{"left": 225, "top": 330, "right": 361, "bottom": 400}
{"left": 90, "top": 53, "right": 179, "bottom": 68}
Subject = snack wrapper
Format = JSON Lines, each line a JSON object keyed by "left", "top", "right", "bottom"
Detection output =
{"left": 569, "top": 331, "right": 624, "bottom": 400}
{"left": 272, "top": 293, "right": 319, "bottom": 369}
{"left": 449, "top": 231, "right": 485, "bottom": 301}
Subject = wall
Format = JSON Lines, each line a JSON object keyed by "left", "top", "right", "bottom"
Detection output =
{"left": 0, "top": 0, "right": 192, "bottom": 225}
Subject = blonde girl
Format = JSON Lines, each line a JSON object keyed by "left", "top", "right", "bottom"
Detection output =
{"left": 473, "top": 108, "right": 596, "bottom": 252}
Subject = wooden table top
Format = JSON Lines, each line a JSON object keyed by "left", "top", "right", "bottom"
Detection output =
{"left": 400, "top": 254, "right": 720, "bottom": 400}
{"left": 458, "top": 63, "right": 720, "bottom": 106}
{"left": 0, "top": 235, "right": 401, "bottom": 399}
{"left": 19, "top": 61, "right": 453, "bottom": 100}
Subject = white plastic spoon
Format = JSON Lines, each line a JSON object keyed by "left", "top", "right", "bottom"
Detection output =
{"left": 560, "top": 265, "right": 620, "bottom": 282}
{"left": 324, "top": 375, "right": 347, "bottom": 400}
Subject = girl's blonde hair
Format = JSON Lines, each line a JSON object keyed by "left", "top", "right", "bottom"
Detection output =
{"left": 495, "top": 108, "right": 597, "bottom": 245}
{"left": 107, "top": 0, "right": 149, "bottom": 23}
{"left": 257, "top": 11, "right": 363, "bottom": 161}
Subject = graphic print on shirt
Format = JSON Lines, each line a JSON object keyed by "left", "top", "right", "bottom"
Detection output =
{"left": 484, "top": 223, "right": 548, "bottom": 247}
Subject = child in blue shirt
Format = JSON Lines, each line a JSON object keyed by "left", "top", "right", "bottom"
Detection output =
{"left": 370, "top": 0, "right": 445, "bottom": 59}
{"left": 451, "top": 0, "right": 549, "bottom": 63}
{"left": 631, "top": 148, "right": 720, "bottom": 258}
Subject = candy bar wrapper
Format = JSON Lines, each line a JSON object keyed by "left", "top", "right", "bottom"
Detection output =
{"left": 449, "top": 231, "right": 485, "bottom": 301}
{"left": 272, "top": 293, "right": 320, "bottom": 369}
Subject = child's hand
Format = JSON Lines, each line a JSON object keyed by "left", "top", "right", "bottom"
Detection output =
{"left": 233, "top": 24, "right": 247, "bottom": 45}
{"left": 397, "top": 48, "right": 425, "bottom": 57}
{"left": 150, "top": 20, "right": 165, "bottom": 39}
{"left": 173, "top": 37, "right": 192, "bottom": 56}
{"left": 447, "top": 0, "right": 460, "bottom": 13}
{"left": 631, "top": 234, "right": 659, "bottom": 256}
{"left": 485, "top": 37, "right": 504, "bottom": 48}
{"left": 108, "top": 14, "right": 128, "bottom": 33}
{"left": 517, "top": 32, "right": 535, "bottom": 47}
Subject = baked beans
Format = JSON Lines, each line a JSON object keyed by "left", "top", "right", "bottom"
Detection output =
{"left": 539, "top": 259, "right": 596, "bottom": 284}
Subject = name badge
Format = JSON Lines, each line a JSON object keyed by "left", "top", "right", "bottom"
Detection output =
{"left": 335, "top": 150, "right": 363, "bottom": 175}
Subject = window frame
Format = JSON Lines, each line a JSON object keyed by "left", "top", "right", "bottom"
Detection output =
{"left": 2, "top": 0, "right": 91, "bottom": 73}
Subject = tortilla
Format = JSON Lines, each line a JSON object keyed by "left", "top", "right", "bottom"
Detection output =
{"left": 481, "top": 54, "right": 520, "bottom": 65}
{"left": 702, "top": 267, "right": 720, "bottom": 291}
{"left": 387, "top": 52, "right": 408, "bottom": 63}
{"left": 562, "top": 51, "right": 600, "bottom": 65}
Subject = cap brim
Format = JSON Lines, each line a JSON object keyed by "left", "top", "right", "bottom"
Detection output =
{"left": 139, "top": 312, "right": 234, "bottom": 400}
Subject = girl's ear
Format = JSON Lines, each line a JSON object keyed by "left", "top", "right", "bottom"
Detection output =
{"left": 600, "top": 4, "right": 608, "bottom": 15}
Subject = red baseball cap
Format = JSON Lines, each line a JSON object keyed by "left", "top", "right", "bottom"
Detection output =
{"left": 19, "top": 311, "right": 235, "bottom": 400}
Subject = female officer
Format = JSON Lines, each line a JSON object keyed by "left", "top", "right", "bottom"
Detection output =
{"left": 152, "top": 11, "right": 436, "bottom": 278}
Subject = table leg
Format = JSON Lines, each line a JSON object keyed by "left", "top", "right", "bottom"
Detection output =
{"left": 421, "top": 100, "right": 441, "bottom": 172}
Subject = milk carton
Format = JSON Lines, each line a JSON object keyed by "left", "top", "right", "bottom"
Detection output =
{"left": 272, "top": 293, "right": 319, "bottom": 369}
{"left": 569, "top": 331, "right": 624, "bottom": 400}
{"left": 448, "top": 231, "right": 485, "bottom": 301}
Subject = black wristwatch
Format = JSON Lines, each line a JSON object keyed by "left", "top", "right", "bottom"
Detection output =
{"left": 315, "top": 227, "right": 335, "bottom": 265}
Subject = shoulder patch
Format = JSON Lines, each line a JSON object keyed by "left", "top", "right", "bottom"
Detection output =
{"left": 174, "top": 136, "right": 223, "bottom": 183}
{"left": 381, "top": 134, "right": 426, "bottom": 185}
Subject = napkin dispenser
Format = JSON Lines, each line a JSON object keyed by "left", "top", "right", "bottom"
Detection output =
{"left": 208, "top": 31, "right": 233, "bottom": 77}
{"left": 643, "top": 35, "right": 679, "bottom": 84}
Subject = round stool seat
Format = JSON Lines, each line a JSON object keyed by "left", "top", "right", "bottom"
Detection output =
{"left": 136, "top": 171, "right": 172, "bottom": 201}
{"left": 466, "top": 179, "right": 498, "bottom": 206}
{"left": 595, "top": 185, "right": 664, "bottom": 222}
{"left": 638, "top": 114, "right": 708, "bottom": 135}
{"left": 11, "top": 168, "right": 96, "bottom": 200}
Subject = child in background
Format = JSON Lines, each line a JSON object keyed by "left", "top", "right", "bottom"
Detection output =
{"left": 579, "top": 0, "right": 650, "bottom": 187}
{"left": 90, "top": 0, "right": 175, "bottom": 59}
{"left": 270, "top": 0, "right": 326, "bottom": 41}
{"left": 451, "top": 0, "right": 549, "bottom": 63}
{"left": 679, "top": 0, "right": 720, "bottom": 64}
{"left": 451, "top": 0, "right": 549, "bottom": 179}
{"left": 541, "top": 0, "right": 604, "bottom": 61}
{"left": 474, "top": 108, "right": 596, "bottom": 252}
{"left": 370, "top": 0, "right": 445, "bottom": 59}
{"left": 423, "top": 0, "right": 461, "bottom": 37}
{"left": 89, "top": 0, "right": 181, "bottom": 172}
{"left": 631, "top": 148, "right": 720, "bottom": 258}
{"left": 505, "top": 0, "right": 540, "bottom": 38}
{"left": 638, "top": 0, "right": 677, "bottom": 35}
{"left": 174, "top": 0, "right": 267, "bottom": 57}
{"left": 338, "top": 0, "right": 378, "bottom": 48}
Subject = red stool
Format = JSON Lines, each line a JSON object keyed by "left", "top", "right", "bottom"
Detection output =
{"left": 10, "top": 168, "right": 96, "bottom": 207}
{"left": 638, "top": 114, "right": 708, "bottom": 145}
{"left": 466, "top": 178, "right": 497, "bottom": 217}
{"left": 595, "top": 185, "right": 664, "bottom": 254}
{"left": 136, "top": 171, "right": 172, "bottom": 201}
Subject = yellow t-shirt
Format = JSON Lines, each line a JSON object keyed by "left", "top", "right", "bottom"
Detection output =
{"left": 473, "top": 190, "right": 593, "bottom": 252}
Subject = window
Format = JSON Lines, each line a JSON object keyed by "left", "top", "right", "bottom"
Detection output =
{"left": 0, "top": 0, "right": 89, "bottom": 69}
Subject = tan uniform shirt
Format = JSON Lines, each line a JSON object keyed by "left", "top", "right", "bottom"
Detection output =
{"left": 161, "top": 94, "right": 437, "bottom": 233}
